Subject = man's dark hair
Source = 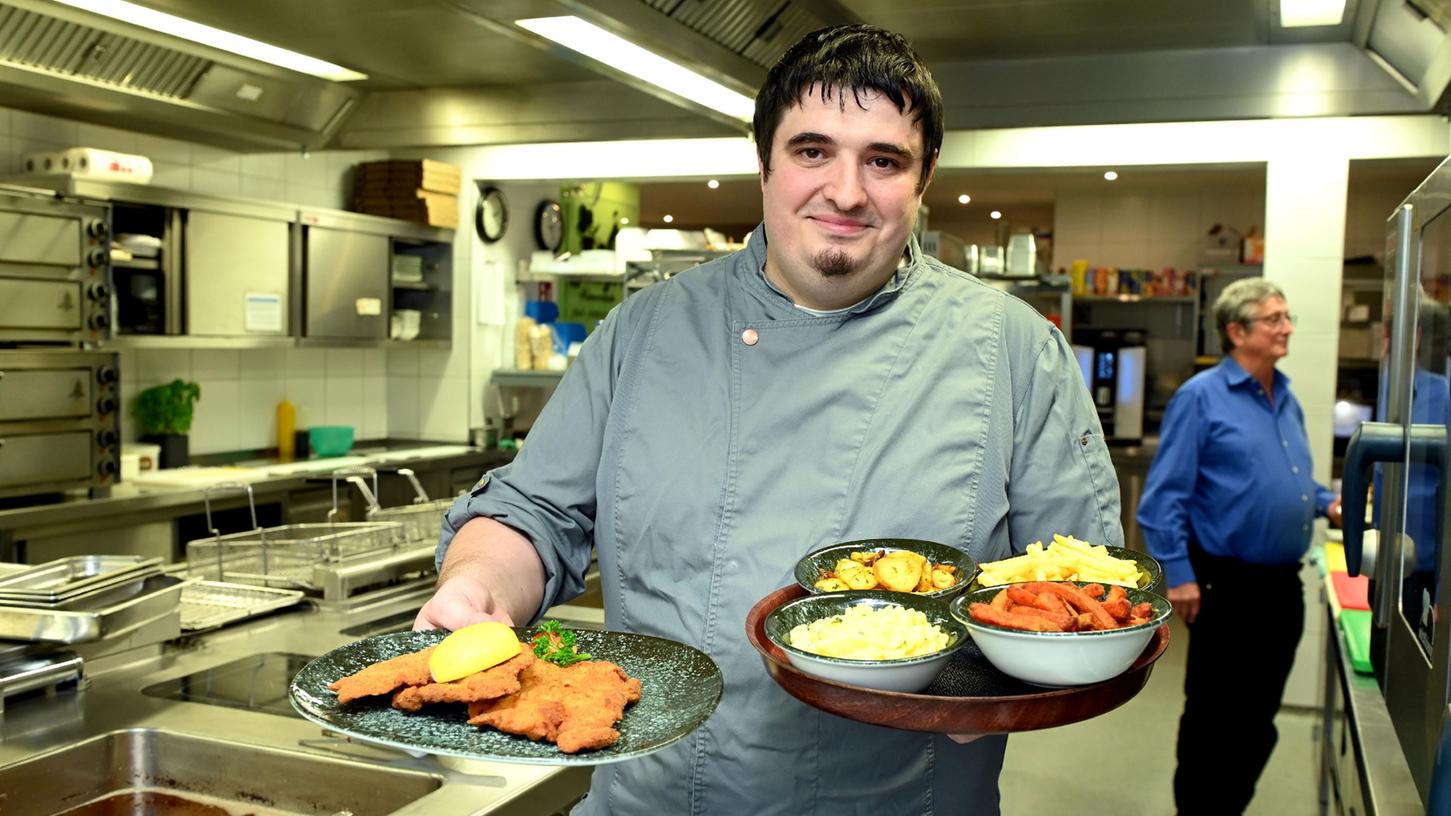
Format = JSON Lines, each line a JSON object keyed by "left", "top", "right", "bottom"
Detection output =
{"left": 753, "top": 25, "right": 943, "bottom": 193}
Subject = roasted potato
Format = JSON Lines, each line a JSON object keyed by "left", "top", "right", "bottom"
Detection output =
{"left": 814, "top": 577, "right": 849, "bottom": 592}
{"left": 873, "top": 553, "right": 923, "bottom": 592}
{"left": 843, "top": 568, "right": 880, "bottom": 590}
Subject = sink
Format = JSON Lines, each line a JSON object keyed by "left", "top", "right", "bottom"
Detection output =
{"left": 0, "top": 728, "right": 444, "bottom": 816}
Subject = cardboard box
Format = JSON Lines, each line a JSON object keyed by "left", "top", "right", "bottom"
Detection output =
{"left": 354, "top": 159, "right": 461, "bottom": 195}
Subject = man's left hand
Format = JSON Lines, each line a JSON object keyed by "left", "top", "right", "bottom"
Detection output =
{"left": 1328, "top": 496, "right": 1343, "bottom": 528}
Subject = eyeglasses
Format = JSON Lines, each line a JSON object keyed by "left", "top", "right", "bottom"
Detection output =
{"left": 1246, "top": 312, "right": 1296, "bottom": 328}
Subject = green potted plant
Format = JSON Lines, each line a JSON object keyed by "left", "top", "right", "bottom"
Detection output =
{"left": 132, "top": 379, "right": 201, "bottom": 468}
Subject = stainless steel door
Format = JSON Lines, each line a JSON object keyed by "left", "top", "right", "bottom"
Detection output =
{"left": 0, "top": 279, "right": 82, "bottom": 330}
{"left": 0, "top": 432, "right": 91, "bottom": 488}
{"left": 0, "top": 209, "right": 81, "bottom": 266}
{"left": 0, "top": 369, "right": 90, "bottom": 420}
{"left": 185, "top": 210, "right": 289, "bottom": 336}
{"left": 304, "top": 226, "right": 387, "bottom": 340}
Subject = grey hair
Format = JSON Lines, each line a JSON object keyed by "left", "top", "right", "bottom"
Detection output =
{"left": 1214, "top": 278, "right": 1286, "bottom": 354}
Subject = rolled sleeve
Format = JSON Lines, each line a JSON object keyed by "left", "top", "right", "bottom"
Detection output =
{"left": 435, "top": 306, "right": 629, "bottom": 620}
{"left": 1008, "top": 328, "right": 1124, "bottom": 551}
{"left": 1137, "top": 388, "right": 1202, "bottom": 588}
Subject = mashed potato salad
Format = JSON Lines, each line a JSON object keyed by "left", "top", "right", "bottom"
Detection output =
{"left": 788, "top": 604, "right": 950, "bottom": 660}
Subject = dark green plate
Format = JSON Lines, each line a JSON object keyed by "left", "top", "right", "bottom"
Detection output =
{"left": 290, "top": 626, "right": 723, "bottom": 765}
{"left": 969, "top": 545, "right": 1164, "bottom": 596}
{"left": 794, "top": 538, "right": 976, "bottom": 600}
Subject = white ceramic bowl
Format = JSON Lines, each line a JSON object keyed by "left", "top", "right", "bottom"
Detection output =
{"left": 764, "top": 590, "right": 966, "bottom": 693}
{"left": 950, "top": 583, "right": 1171, "bottom": 687}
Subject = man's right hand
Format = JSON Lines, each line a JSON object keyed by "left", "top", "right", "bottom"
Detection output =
{"left": 414, "top": 573, "right": 516, "bottom": 631}
{"left": 1168, "top": 581, "right": 1201, "bottom": 624}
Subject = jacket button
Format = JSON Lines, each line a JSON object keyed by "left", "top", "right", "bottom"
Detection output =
{"left": 742, "top": 328, "right": 759, "bottom": 346}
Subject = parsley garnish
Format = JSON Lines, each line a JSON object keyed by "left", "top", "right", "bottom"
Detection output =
{"left": 532, "top": 620, "right": 592, "bottom": 667}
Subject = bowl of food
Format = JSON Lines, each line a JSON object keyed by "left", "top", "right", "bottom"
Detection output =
{"left": 972, "top": 534, "right": 1164, "bottom": 596}
{"left": 950, "top": 581, "right": 1171, "bottom": 687}
{"left": 794, "top": 538, "right": 975, "bottom": 600}
{"left": 763, "top": 590, "right": 967, "bottom": 693}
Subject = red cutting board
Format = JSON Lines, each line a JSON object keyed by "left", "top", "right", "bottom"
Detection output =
{"left": 1332, "top": 572, "right": 1370, "bottom": 610}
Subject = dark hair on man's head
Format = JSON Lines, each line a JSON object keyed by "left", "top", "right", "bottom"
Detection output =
{"left": 753, "top": 25, "right": 943, "bottom": 193}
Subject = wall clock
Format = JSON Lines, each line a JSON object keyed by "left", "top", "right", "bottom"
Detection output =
{"left": 475, "top": 185, "right": 508, "bottom": 243}
{"left": 535, "top": 199, "right": 564, "bottom": 253}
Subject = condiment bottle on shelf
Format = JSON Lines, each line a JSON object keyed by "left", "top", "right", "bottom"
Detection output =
{"left": 276, "top": 398, "right": 296, "bottom": 461}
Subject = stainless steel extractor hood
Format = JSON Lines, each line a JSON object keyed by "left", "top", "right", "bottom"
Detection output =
{"left": 0, "top": 0, "right": 361, "bottom": 151}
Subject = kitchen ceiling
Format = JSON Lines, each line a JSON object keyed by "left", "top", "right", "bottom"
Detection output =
{"left": 2, "top": 0, "right": 1449, "bottom": 150}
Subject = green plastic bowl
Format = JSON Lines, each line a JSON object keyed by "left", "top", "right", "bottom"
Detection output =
{"left": 308, "top": 425, "right": 354, "bottom": 458}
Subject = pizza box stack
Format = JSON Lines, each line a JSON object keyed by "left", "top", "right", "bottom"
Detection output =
{"left": 351, "top": 159, "right": 461, "bottom": 229}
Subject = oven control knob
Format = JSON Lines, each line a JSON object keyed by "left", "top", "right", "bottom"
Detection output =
{"left": 87, "top": 282, "right": 111, "bottom": 302}
{"left": 97, "top": 458, "right": 119, "bottom": 477}
{"left": 89, "top": 312, "right": 110, "bottom": 330}
{"left": 96, "top": 395, "right": 117, "bottom": 415}
{"left": 96, "top": 365, "right": 118, "bottom": 385}
{"left": 96, "top": 428, "right": 118, "bottom": 447}
{"left": 87, "top": 220, "right": 110, "bottom": 240}
{"left": 87, "top": 248, "right": 108, "bottom": 268}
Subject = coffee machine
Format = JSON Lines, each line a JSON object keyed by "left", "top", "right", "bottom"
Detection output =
{"left": 1072, "top": 330, "right": 1146, "bottom": 442}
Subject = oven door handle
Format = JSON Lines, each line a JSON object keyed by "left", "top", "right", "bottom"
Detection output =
{"left": 1342, "top": 421, "right": 1446, "bottom": 576}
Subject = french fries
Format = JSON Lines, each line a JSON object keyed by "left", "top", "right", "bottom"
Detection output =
{"left": 976, "top": 534, "right": 1144, "bottom": 589}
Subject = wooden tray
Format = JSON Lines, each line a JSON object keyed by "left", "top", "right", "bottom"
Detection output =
{"left": 745, "top": 585, "right": 1171, "bottom": 735}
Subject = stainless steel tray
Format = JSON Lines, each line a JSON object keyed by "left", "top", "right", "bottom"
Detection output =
{"left": 180, "top": 581, "right": 304, "bottom": 632}
{"left": 0, "top": 575, "right": 188, "bottom": 644}
{"left": 0, "top": 555, "right": 161, "bottom": 603}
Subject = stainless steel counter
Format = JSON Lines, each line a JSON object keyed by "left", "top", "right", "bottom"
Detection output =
{"left": 0, "top": 584, "right": 603, "bottom": 815}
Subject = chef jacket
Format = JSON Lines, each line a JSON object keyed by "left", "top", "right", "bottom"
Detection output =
{"left": 1137, "top": 357, "right": 1335, "bottom": 588}
{"left": 438, "top": 225, "right": 1123, "bottom": 816}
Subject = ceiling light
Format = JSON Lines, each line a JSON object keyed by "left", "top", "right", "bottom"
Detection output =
{"left": 989, "top": 210, "right": 1002, "bottom": 220}
{"left": 663, "top": 214, "right": 674, "bottom": 223}
{"left": 1103, "top": 170, "right": 1119, "bottom": 181}
{"left": 517, "top": 16, "right": 754, "bottom": 121}
{"left": 49, "top": 0, "right": 366, "bottom": 81}
{"left": 707, "top": 179, "right": 720, "bottom": 189}
{"left": 621, "top": 217, "right": 630, "bottom": 225}
{"left": 957, "top": 194, "right": 971, "bottom": 205}
{"left": 1279, "top": 0, "right": 1346, "bottom": 27}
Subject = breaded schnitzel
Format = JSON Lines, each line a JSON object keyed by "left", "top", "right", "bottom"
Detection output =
{"left": 390, "top": 650, "right": 535, "bottom": 711}
{"left": 329, "top": 646, "right": 436, "bottom": 704}
{"left": 467, "top": 659, "right": 643, "bottom": 753}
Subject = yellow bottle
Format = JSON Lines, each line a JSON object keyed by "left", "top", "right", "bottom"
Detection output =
{"left": 276, "top": 398, "right": 296, "bottom": 461}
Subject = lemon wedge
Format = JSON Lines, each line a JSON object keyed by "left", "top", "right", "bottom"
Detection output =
{"left": 428, "top": 621, "right": 523, "bottom": 683}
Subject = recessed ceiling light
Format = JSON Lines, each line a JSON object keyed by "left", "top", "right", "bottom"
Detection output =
{"left": 707, "top": 179, "right": 720, "bottom": 189}
{"left": 50, "top": 0, "right": 366, "bottom": 81}
{"left": 621, "top": 217, "right": 630, "bottom": 225}
{"left": 663, "top": 214, "right": 674, "bottom": 223}
{"left": 989, "top": 210, "right": 1002, "bottom": 220}
{"left": 516, "top": 16, "right": 755, "bottom": 121}
{"left": 1103, "top": 170, "right": 1119, "bottom": 181}
{"left": 957, "top": 194, "right": 971, "bottom": 205}
{"left": 1279, "top": 0, "right": 1347, "bottom": 27}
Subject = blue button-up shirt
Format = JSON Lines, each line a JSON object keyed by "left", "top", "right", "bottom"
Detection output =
{"left": 1137, "top": 357, "right": 1335, "bottom": 588}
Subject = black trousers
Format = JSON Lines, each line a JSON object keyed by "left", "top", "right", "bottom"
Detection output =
{"left": 1174, "top": 545, "right": 1304, "bottom": 816}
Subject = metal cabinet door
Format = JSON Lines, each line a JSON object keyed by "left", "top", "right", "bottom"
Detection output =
{"left": 0, "top": 279, "right": 82, "bottom": 330}
{"left": 0, "top": 432, "right": 91, "bottom": 487}
{"left": 0, "top": 369, "right": 90, "bottom": 420}
{"left": 305, "top": 227, "right": 388, "bottom": 340}
{"left": 185, "top": 210, "right": 289, "bottom": 336}
{"left": 0, "top": 210, "right": 81, "bottom": 266}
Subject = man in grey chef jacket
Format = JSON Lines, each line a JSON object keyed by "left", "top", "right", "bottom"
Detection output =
{"left": 418, "top": 24, "right": 1123, "bottom": 816}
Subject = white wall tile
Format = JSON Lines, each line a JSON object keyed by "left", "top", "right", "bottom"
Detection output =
{"left": 191, "top": 143, "right": 241, "bottom": 174}
{"left": 192, "top": 350, "right": 239, "bottom": 380}
{"left": 0, "top": 135, "right": 17, "bottom": 176}
{"left": 284, "top": 152, "right": 327, "bottom": 186}
{"left": 388, "top": 347, "right": 420, "bottom": 375}
{"left": 149, "top": 161, "right": 190, "bottom": 191}
{"left": 420, "top": 377, "right": 469, "bottom": 441}
{"left": 288, "top": 348, "right": 327, "bottom": 379}
{"left": 286, "top": 377, "right": 328, "bottom": 428}
{"left": 240, "top": 153, "right": 287, "bottom": 180}
{"left": 1147, "top": 194, "right": 1199, "bottom": 240}
{"left": 134, "top": 133, "right": 191, "bottom": 164}
{"left": 0, "top": 109, "right": 13, "bottom": 135}
{"left": 387, "top": 376, "right": 420, "bottom": 438}
{"left": 191, "top": 167, "right": 241, "bottom": 198}
{"left": 190, "top": 380, "right": 240, "bottom": 454}
{"left": 136, "top": 349, "right": 191, "bottom": 385}
{"left": 325, "top": 348, "right": 364, "bottom": 377}
{"left": 363, "top": 349, "right": 387, "bottom": 378}
{"left": 13, "top": 110, "right": 77, "bottom": 144}
{"left": 363, "top": 377, "right": 388, "bottom": 439}
{"left": 237, "top": 379, "right": 286, "bottom": 450}
{"left": 239, "top": 348, "right": 287, "bottom": 380}
{"left": 1098, "top": 195, "right": 1152, "bottom": 245}
{"left": 241, "top": 175, "right": 286, "bottom": 202}
{"left": 76, "top": 123, "right": 137, "bottom": 153}
{"left": 325, "top": 376, "right": 365, "bottom": 430}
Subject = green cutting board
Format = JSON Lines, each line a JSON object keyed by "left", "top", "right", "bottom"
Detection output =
{"left": 1340, "top": 609, "right": 1374, "bottom": 675}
